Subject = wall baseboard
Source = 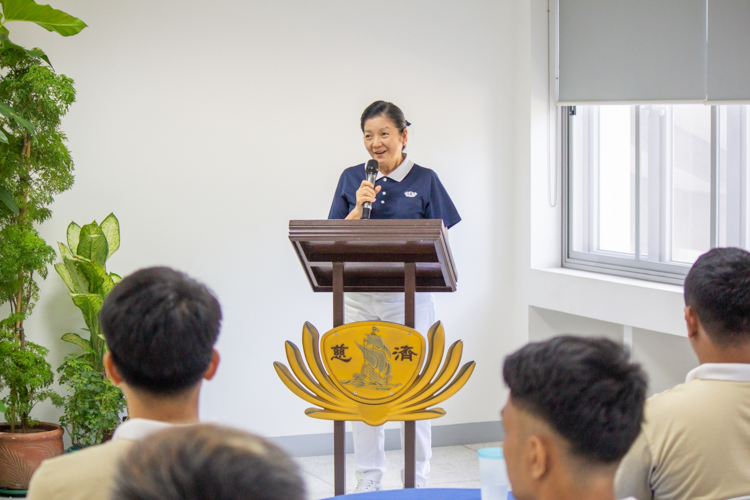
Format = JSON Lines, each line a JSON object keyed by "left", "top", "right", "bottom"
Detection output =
{"left": 270, "top": 420, "right": 504, "bottom": 458}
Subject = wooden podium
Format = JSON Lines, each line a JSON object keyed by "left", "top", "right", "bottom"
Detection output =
{"left": 287, "top": 219, "right": 462, "bottom": 495}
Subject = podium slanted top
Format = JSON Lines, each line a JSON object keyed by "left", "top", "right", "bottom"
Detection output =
{"left": 289, "top": 219, "right": 457, "bottom": 293}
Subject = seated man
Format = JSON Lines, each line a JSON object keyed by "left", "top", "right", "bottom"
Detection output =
{"left": 111, "top": 424, "right": 306, "bottom": 500}
{"left": 27, "top": 267, "right": 222, "bottom": 500}
{"left": 502, "top": 336, "right": 647, "bottom": 500}
{"left": 616, "top": 247, "right": 750, "bottom": 500}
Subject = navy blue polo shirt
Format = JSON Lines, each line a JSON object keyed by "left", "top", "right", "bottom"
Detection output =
{"left": 328, "top": 157, "right": 461, "bottom": 229}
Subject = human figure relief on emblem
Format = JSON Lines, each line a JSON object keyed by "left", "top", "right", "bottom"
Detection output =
{"left": 340, "top": 327, "right": 402, "bottom": 391}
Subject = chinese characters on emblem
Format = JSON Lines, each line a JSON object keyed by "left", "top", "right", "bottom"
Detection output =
{"left": 331, "top": 344, "right": 351, "bottom": 362}
{"left": 393, "top": 345, "right": 417, "bottom": 361}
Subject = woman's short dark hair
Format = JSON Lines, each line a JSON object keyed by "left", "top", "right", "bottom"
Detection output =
{"left": 100, "top": 266, "right": 221, "bottom": 396}
{"left": 684, "top": 247, "right": 750, "bottom": 346}
{"left": 503, "top": 336, "right": 647, "bottom": 465}
{"left": 112, "top": 424, "right": 306, "bottom": 500}
{"left": 360, "top": 100, "right": 410, "bottom": 133}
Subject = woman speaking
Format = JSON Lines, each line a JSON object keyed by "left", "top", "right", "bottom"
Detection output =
{"left": 328, "top": 101, "right": 461, "bottom": 492}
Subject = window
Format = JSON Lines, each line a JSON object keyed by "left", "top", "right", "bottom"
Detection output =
{"left": 563, "top": 104, "right": 750, "bottom": 285}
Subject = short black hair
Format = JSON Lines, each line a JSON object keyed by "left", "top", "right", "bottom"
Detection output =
{"left": 502, "top": 336, "right": 647, "bottom": 465}
{"left": 100, "top": 266, "right": 221, "bottom": 396}
{"left": 360, "top": 100, "right": 410, "bottom": 134}
{"left": 111, "top": 424, "right": 306, "bottom": 500}
{"left": 684, "top": 247, "right": 750, "bottom": 346}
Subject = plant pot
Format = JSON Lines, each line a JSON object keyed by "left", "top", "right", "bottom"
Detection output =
{"left": 0, "top": 422, "right": 64, "bottom": 490}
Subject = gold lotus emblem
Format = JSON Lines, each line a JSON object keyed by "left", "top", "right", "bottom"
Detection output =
{"left": 274, "top": 321, "right": 475, "bottom": 426}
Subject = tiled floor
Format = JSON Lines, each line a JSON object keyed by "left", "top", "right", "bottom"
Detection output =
{"left": 296, "top": 442, "right": 502, "bottom": 500}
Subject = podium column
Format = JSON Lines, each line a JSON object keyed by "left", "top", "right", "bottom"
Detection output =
{"left": 333, "top": 262, "right": 346, "bottom": 496}
{"left": 404, "top": 263, "right": 416, "bottom": 489}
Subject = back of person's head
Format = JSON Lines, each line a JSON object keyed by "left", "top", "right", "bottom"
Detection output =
{"left": 111, "top": 424, "right": 306, "bottom": 500}
{"left": 684, "top": 247, "right": 750, "bottom": 347}
{"left": 100, "top": 266, "right": 221, "bottom": 396}
{"left": 501, "top": 336, "right": 647, "bottom": 497}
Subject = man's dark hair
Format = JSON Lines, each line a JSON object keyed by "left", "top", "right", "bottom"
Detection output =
{"left": 111, "top": 424, "right": 306, "bottom": 500}
{"left": 100, "top": 266, "right": 221, "bottom": 395}
{"left": 503, "top": 336, "right": 647, "bottom": 465}
{"left": 684, "top": 247, "right": 750, "bottom": 346}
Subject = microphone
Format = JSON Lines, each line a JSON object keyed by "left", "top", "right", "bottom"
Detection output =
{"left": 361, "top": 159, "right": 379, "bottom": 220}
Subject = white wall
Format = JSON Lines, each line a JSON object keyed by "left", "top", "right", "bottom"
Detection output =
{"left": 631, "top": 327, "right": 698, "bottom": 395}
{"left": 529, "top": 307, "right": 699, "bottom": 397}
{"left": 11, "top": 0, "right": 524, "bottom": 439}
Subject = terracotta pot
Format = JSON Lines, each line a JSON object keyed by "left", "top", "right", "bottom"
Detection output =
{"left": 0, "top": 422, "right": 64, "bottom": 490}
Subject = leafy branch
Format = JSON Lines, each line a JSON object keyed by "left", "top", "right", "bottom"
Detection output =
{"left": 0, "top": 0, "right": 85, "bottom": 213}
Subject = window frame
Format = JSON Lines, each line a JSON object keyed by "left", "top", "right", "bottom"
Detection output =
{"left": 561, "top": 105, "right": 724, "bottom": 286}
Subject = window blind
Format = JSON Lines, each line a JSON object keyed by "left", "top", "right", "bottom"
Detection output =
{"left": 557, "top": 0, "right": 707, "bottom": 104}
{"left": 707, "top": 0, "right": 750, "bottom": 102}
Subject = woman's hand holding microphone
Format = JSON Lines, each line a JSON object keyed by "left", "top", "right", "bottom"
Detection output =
{"left": 346, "top": 180, "right": 382, "bottom": 220}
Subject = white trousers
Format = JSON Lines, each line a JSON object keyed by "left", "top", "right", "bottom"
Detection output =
{"left": 344, "top": 292, "right": 435, "bottom": 487}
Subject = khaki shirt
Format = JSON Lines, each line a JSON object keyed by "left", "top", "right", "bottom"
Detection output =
{"left": 615, "top": 364, "right": 750, "bottom": 500}
{"left": 27, "top": 419, "right": 175, "bottom": 500}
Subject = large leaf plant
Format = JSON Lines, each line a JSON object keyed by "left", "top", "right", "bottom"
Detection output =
{"left": 55, "top": 214, "right": 126, "bottom": 447}
{"left": 55, "top": 215, "right": 121, "bottom": 373}
{"left": 0, "top": 0, "right": 84, "bottom": 433}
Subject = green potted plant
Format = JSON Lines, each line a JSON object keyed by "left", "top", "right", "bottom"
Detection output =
{"left": 0, "top": 0, "right": 85, "bottom": 490}
{"left": 0, "top": 327, "right": 64, "bottom": 489}
{"left": 55, "top": 215, "right": 126, "bottom": 448}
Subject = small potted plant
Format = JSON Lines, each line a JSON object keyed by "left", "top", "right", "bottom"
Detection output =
{"left": 0, "top": 327, "right": 64, "bottom": 489}
{"left": 55, "top": 215, "right": 126, "bottom": 448}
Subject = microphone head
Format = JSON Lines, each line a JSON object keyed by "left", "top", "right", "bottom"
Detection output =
{"left": 365, "top": 159, "right": 379, "bottom": 175}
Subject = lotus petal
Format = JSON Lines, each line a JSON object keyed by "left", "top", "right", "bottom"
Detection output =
{"left": 395, "top": 341, "right": 464, "bottom": 409}
{"left": 285, "top": 342, "right": 352, "bottom": 406}
{"left": 390, "top": 408, "right": 447, "bottom": 420}
{"left": 395, "top": 322, "right": 446, "bottom": 402}
{"left": 302, "top": 323, "right": 341, "bottom": 394}
{"left": 398, "top": 362, "right": 476, "bottom": 412}
{"left": 273, "top": 363, "right": 353, "bottom": 413}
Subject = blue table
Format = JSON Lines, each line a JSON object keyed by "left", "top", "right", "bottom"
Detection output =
{"left": 322, "top": 488, "right": 516, "bottom": 500}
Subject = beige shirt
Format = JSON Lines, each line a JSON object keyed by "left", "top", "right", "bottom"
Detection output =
{"left": 615, "top": 363, "right": 750, "bottom": 500}
{"left": 26, "top": 419, "right": 174, "bottom": 500}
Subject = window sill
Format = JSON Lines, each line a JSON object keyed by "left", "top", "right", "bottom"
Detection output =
{"left": 527, "top": 267, "right": 686, "bottom": 337}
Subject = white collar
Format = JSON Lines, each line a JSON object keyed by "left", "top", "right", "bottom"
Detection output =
{"left": 368, "top": 155, "right": 414, "bottom": 183}
{"left": 685, "top": 363, "right": 750, "bottom": 383}
{"left": 111, "top": 418, "right": 178, "bottom": 442}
